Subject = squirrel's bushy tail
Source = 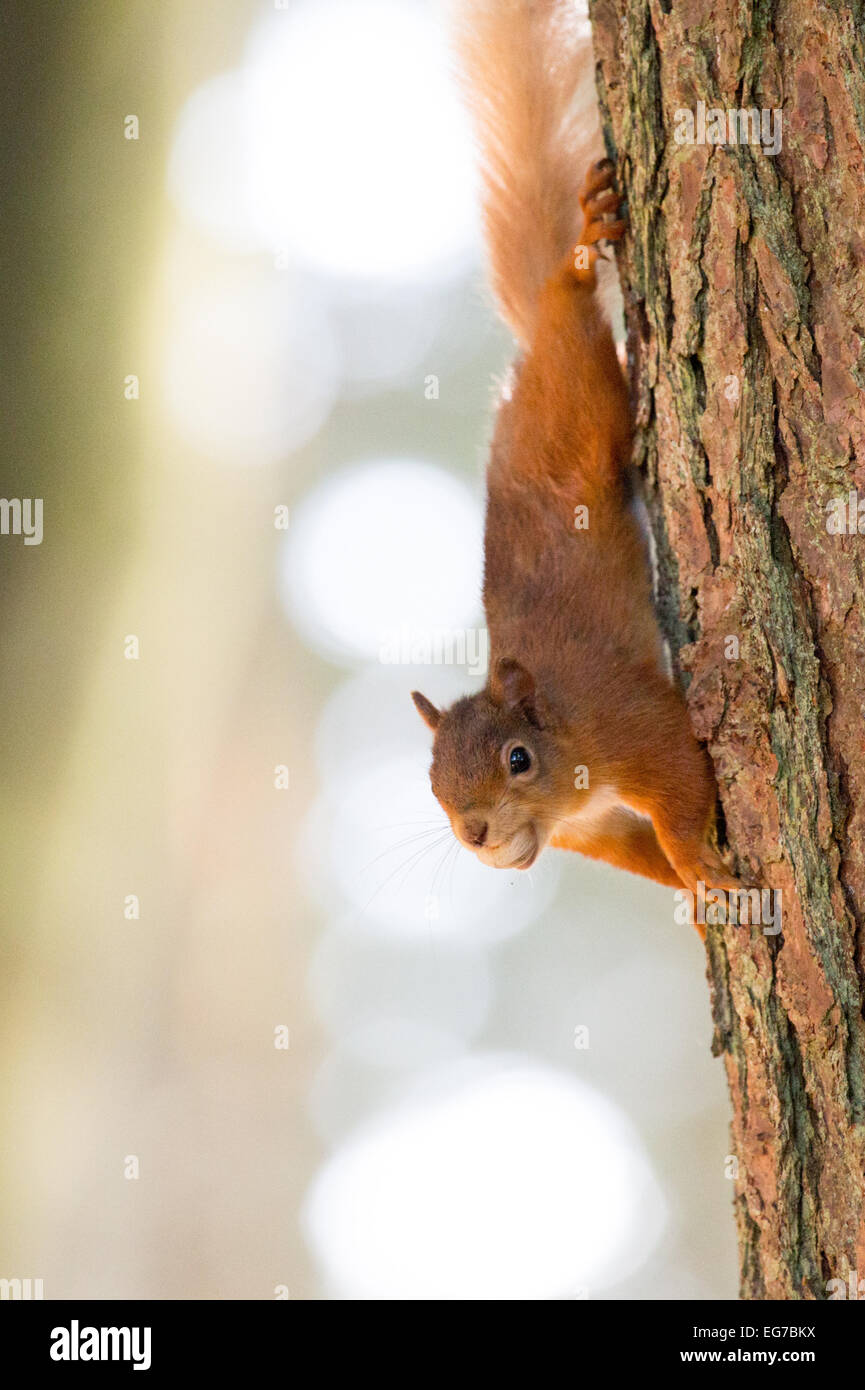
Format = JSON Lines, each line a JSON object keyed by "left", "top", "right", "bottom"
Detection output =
{"left": 453, "top": 0, "right": 602, "bottom": 349}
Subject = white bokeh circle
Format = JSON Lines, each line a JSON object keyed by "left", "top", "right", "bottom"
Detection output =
{"left": 167, "top": 0, "right": 479, "bottom": 283}
{"left": 303, "top": 1055, "right": 668, "bottom": 1299}
{"left": 280, "top": 460, "right": 484, "bottom": 665}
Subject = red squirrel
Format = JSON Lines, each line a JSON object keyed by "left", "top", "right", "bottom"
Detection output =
{"left": 411, "top": 0, "right": 738, "bottom": 905}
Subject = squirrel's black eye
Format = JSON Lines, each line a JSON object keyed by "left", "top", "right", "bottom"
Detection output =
{"left": 509, "top": 746, "right": 532, "bottom": 775}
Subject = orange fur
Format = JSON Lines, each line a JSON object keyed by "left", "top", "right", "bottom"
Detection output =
{"left": 412, "top": 2, "right": 737, "bottom": 927}
{"left": 452, "top": 0, "right": 601, "bottom": 347}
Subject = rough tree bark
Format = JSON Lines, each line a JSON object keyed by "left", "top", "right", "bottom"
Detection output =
{"left": 589, "top": 0, "right": 865, "bottom": 1298}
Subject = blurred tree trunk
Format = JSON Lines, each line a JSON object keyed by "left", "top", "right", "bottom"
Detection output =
{"left": 589, "top": 0, "right": 865, "bottom": 1299}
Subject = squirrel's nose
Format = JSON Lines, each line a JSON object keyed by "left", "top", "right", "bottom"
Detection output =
{"left": 462, "top": 817, "right": 488, "bottom": 848}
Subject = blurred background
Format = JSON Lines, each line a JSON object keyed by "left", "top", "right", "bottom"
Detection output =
{"left": 0, "top": 0, "right": 737, "bottom": 1298}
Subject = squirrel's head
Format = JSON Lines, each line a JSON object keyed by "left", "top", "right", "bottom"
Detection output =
{"left": 412, "top": 658, "right": 569, "bottom": 870}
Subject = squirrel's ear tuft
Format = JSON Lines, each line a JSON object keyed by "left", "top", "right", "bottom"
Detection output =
{"left": 492, "top": 657, "right": 535, "bottom": 708}
{"left": 411, "top": 691, "right": 441, "bottom": 732}
{"left": 491, "top": 658, "right": 542, "bottom": 726}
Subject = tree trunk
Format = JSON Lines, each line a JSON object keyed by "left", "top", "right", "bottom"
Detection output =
{"left": 589, "top": 0, "right": 865, "bottom": 1299}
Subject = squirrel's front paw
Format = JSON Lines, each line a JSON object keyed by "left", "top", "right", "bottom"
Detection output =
{"left": 667, "top": 841, "right": 742, "bottom": 896}
{"left": 577, "top": 159, "right": 626, "bottom": 250}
